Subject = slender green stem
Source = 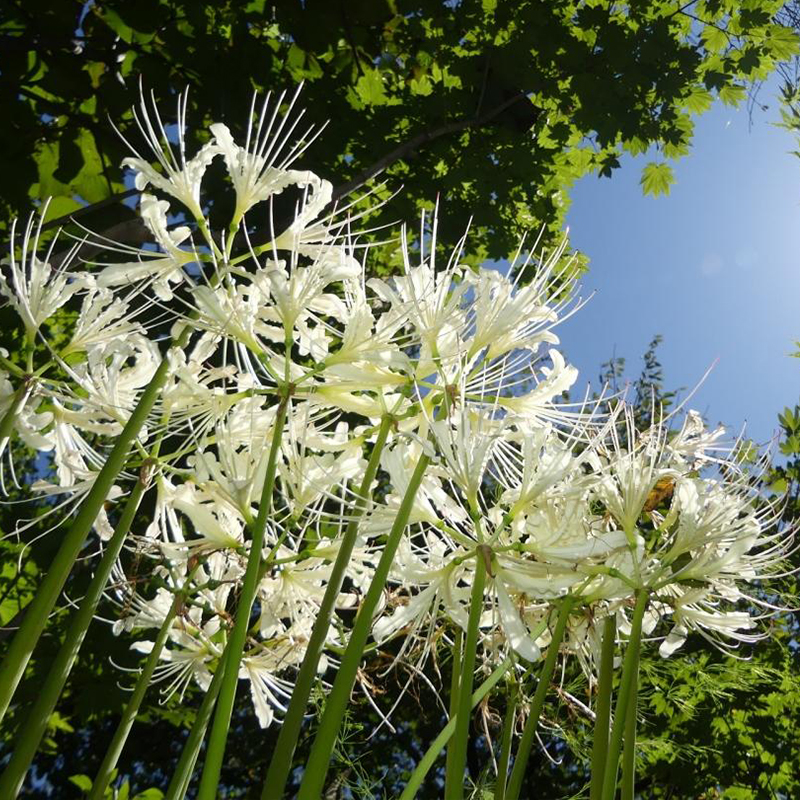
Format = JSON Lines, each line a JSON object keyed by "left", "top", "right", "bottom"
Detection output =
{"left": 0, "top": 470, "right": 150, "bottom": 798}
{"left": 262, "top": 414, "right": 393, "bottom": 798}
{"left": 590, "top": 615, "right": 617, "bottom": 800}
{"left": 398, "top": 659, "right": 513, "bottom": 800}
{"left": 0, "top": 337, "right": 184, "bottom": 724}
{"left": 600, "top": 590, "right": 649, "bottom": 800}
{"left": 494, "top": 684, "right": 517, "bottom": 800}
{"left": 444, "top": 628, "right": 463, "bottom": 792}
{"left": 505, "top": 596, "right": 575, "bottom": 800}
{"left": 446, "top": 552, "right": 487, "bottom": 800}
{"left": 296, "top": 452, "right": 432, "bottom": 800}
{"left": 165, "top": 650, "right": 228, "bottom": 800}
{"left": 196, "top": 395, "right": 289, "bottom": 800}
{"left": 620, "top": 663, "right": 639, "bottom": 800}
{"left": 87, "top": 562, "right": 200, "bottom": 800}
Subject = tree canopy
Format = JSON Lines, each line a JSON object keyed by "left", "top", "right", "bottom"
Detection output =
{"left": 2, "top": 0, "right": 797, "bottom": 262}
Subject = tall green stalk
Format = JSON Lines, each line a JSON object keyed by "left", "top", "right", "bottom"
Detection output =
{"left": 600, "top": 590, "right": 648, "bottom": 800}
{"left": 87, "top": 562, "right": 200, "bottom": 800}
{"left": 262, "top": 414, "right": 393, "bottom": 798}
{"left": 493, "top": 683, "right": 517, "bottom": 800}
{"left": 505, "top": 596, "right": 575, "bottom": 800}
{"left": 444, "top": 628, "right": 463, "bottom": 791}
{"left": 165, "top": 650, "right": 228, "bottom": 800}
{"left": 0, "top": 342, "right": 181, "bottom": 723}
{"left": 0, "top": 468, "right": 150, "bottom": 798}
{"left": 296, "top": 451, "right": 431, "bottom": 800}
{"left": 398, "top": 658, "right": 513, "bottom": 800}
{"left": 446, "top": 552, "right": 487, "bottom": 800}
{"left": 589, "top": 615, "right": 617, "bottom": 800}
{"left": 620, "top": 662, "right": 639, "bottom": 800}
{"left": 196, "top": 395, "right": 289, "bottom": 800}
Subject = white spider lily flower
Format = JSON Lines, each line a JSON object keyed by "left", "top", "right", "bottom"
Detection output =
{"left": 189, "top": 434, "right": 272, "bottom": 521}
{"left": 113, "top": 587, "right": 174, "bottom": 636}
{"left": 589, "top": 423, "right": 678, "bottom": 538}
{"left": 134, "top": 612, "right": 222, "bottom": 701}
{"left": 311, "top": 385, "right": 408, "bottom": 419}
{"left": 322, "top": 362, "right": 409, "bottom": 389}
{"left": 516, "top": 494, "right": 629, "bottom": 564}
{"left": 667, "top": 409, "right": 729, "bottom": 465}
{"left": 373, "top": 533, "right": 469, "bottom": 645}
{"left": 0, "top": 373, "right": 47, "bottom": 464}
{"left": 428, "top": 405, "right": 505, "bottom": 508}
{"left": 0, "top": 210, "right": 82, "bottom": 337}
{"left": 257, "top": 249, "right": 357, "bottom": 338}
{"left": 190, "top": 280, "right": 269, "bottom": 352}
{"left": 278, "top": 436, "right": 365, "bottom": 515}
{"left": 369, "top": 222, "right": 470, "bottom": 375}
{"left": 270, "top": 176, "right": 336, "bottom": 255}
{"left": 47, "top": 402, "right": 108, "bottom": 485}
{"left": 493, "top": 425, "right": 578, "bottom": 516}
{"left": 323, "top": 299, "right": 405, "bottom": 370}
{"left": 494, "top": 554, "right": 585, "bottom": 600}
{"left": 31, "top": 471, "right": 122, "bottom": 541}
{"left": 194, "top": 551, "right": 244, "bottom": 616}
{"left": 58, "top": 337, "right": 162, "bottom": 434}
{"left": 62, "top": 287, "right": 144, "bottom": 355}
{"left": 95, "top": 194, "right": 197, "bottom": 300}
{"left": 0, "top": 380, "right": 54, "bottom": 452}
{"left": 492, "top": 577, "right": 548, "bottom": 663}
{"left": 241, "top": 646, "right": 302, "bottom": 729}
{"left": 496, "top": 349, "right": 579, "bottom": 426}
{"left": 370, "top": 441, "right": 470, "bottom": 532}
{"left": 210, "top": 87, "right": 324, "bottom": 219}
{"left": 258, "top": 548, "right": 339, "bottom": 638}
{"left": 465, "top": 268, "right": 559, "bottom": 361}
{"left": 162, "top": 482, "right": 246, "bottom": 554}
{"left": 144, "top": 474, "right": 180, "bottom": 542}
{"left": 658, "top": 587, "right": 759, "bottom": 656}
{"left": 661, "top": 479, "right": 759, "bottom": 571}
{"left": 120, "top": 89, "right": 220, "bottom": 221}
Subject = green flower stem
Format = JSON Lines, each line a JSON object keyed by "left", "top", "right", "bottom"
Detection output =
{"left": 589, "top": 615, "right": 617, "bottom": 800}
{"left": 398, "top": 658, "right": 513, "bottom": 800}
{"left": 196, "top": 394, "right": 290, "bottom": 800}
{"left": 446, "top": 551, "right": 487, "bottom": 800}
{"left": 444, "top": 628, "right": 464, "bottom": 792}
{"left": 600, "top": 590, "right": 649, "bottom": 800}
{"left": 0, "top": 335, "right": 185, "bottom": 724}
{"left": 0, "top": 465, "right": 152, "bottom": 798}
{"left": 87, "top": 561, "right": 201, "bottom": 800}
{"left": 296, "top": 451, "right": 432, "bottom": 800}
{"left": 493, "top": 682, "right": 517, "bottom": 800}
{"left": 165, "top": 650, "right": 228, "bottom": 800}
{"left": 262, "top": 414, "right": 393, "bottom": 798}
{"left": 505, "top": 596, "right": 576, "bottom": 800}
{"left": 620, "top": 662, "right": 639, "bottom": 800}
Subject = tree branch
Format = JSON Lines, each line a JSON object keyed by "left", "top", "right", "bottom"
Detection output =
{"left": 41, "top": 188, "right": 138, "bottom": 231}
{"left": 330, "top": 91, "right": 534, "bottom": 201}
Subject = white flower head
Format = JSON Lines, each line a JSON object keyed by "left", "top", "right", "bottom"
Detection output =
{"left": 210, "top": 85, "right": 327, "bottom": 219}
{"left": 0, "top": 207, "right": 82, "bottom": 337}
{"left": 119, "top": 87, "right": 220, "bottom": 220}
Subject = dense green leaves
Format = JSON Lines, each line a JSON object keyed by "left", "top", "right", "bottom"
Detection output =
{"left": 1, "top": 0, "right": 797, "bottom": 260}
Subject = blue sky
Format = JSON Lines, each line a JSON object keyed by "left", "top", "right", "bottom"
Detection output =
{"left": 557, "top": 81, "right": 800, "bottom": 446}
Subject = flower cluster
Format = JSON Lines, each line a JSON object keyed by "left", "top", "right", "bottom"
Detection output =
{"left": 0, "top": 89, "right": 790, "bottom": 734}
